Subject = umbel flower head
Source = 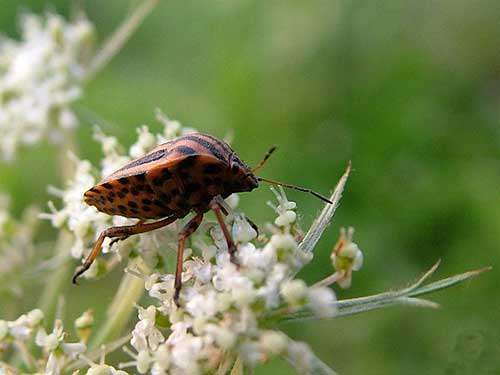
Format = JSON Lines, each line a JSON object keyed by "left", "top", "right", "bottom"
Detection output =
{"left": 0, "top": 309, "right": 87, "bottom": 374}
{"left": 120, "top": 186, "right": 338, "bottom": 374}
{"left": 0, "top": 11, "right": 94, "bottom": 161}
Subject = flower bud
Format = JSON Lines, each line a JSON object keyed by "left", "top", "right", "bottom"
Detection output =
{"left": 27, "top": 309, "right": 44, "bottom": 327}
{"left": 307, "top": 286, "right": 337, "bottom": 318}
{"left": 280, "top": 279, "right": 308, "bottom": 306}
{"left": 259, "top": 330, "right": 288, "bottom": 355}
{"left": 331, "top": 227, "right": 363, "bottom": 289}
{"left": 75, "top": 309, "right": 94, "bottom": 344}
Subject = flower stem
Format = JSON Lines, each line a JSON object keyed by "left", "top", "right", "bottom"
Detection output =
{"left": 230, "top": 357, "right": 244, "bottom": 375}
{"left": 14, "top": 340, "right": 37, "bottom": 372}
{"left": 38, "top": 130, "right": 77, "bottom": 325}
{"left": 84, "top": 0, "right": 159, "bottom": 81}
{"left": 89, "top": 257, "right": 148, "bottom": 349}
{"left": 37, "top": 230, "right": 74, "bottom": 323}
{"left": 313, "top": 271, "right": 344, "bottom": 288}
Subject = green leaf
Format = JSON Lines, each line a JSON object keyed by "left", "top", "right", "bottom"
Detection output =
{"left": 299, "top": 162, "right": 351, "bottom": 254}
{"left": 281, "top": 262, "right": 490, "bottom": 322}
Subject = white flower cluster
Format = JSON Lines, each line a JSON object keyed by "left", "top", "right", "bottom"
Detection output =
{"left": 0, "top": 192, "right": 39, "bottom": 297}
{"left": 0, "top": 12, "right": 94, "bottom": 161}
{"left": 40, "top": 111, "right": 196, "bottom": 277}
{"left": 0, "top": 308, "right": 44, "bottom": 344}
{"left": 0, "top": 309, "right": 86, "bottom": 374}
{"left": 123, "top": 187, "right": 337, "bottom": 374}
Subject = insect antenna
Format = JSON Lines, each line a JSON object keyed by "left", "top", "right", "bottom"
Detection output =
{"left": 252, "top": 146, "right": 278, "bottom": 173}
{"left": 257, "top": 177, "right": 333, "bottom": 204}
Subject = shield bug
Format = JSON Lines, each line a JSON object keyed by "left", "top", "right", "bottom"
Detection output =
{"left": 75, "top": 132, "right": 332, "bottom": 305}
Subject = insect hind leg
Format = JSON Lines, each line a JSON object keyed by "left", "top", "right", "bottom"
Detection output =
{"left": 72, "top": 216, "right": 176, "bottom": 284}
{"left": 174, "top": 212, "right": 204, "bottom": 306}
{"left": 107, "top": 220, "right": 144, "bottom": 248}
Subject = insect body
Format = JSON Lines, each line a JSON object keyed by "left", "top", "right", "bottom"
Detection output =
{"left": 75, "top": 132, "right": 332, "bottom": 305}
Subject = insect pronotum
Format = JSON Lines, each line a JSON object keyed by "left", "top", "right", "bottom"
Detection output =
{"left": 76, "top": 132, "right": 332, "bottom": 305}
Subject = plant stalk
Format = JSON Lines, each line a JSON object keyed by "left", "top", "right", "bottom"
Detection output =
{"left": 89, "top": 257, "right": 148, "bottom": 349}
{"left": 84, "top": 0, "right": 159, "bottom": 81}
{"left": 38, "top": 130, "right": 77, "bottom": 325}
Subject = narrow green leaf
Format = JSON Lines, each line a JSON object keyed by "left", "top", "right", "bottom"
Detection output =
{"left": 280, "top": 264, "right": 490, "bottom": 322}
{"left": 299, "top": 162, "right": 351, "bottom": 254}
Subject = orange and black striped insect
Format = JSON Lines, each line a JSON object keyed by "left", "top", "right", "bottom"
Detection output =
{"left": 75, "top": 132, "right": 332, "bottom": 304}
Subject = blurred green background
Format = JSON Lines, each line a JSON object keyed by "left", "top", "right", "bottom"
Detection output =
{"left": 1, "top": 0, "right": 499, "bottom": 373}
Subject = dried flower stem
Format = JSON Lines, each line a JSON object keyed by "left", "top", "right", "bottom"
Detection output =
{"left": 85, "top": 0, "right": 159, "bottom": 81}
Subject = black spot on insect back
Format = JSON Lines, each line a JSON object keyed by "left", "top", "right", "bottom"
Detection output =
{"left": 162, "top": 168, "right": 172, "bottom": 178}
{"left": 185, "top": 182, "right": 201, "bottom": 193}
{"left": 177, "top": 153, "right": 198, "bottom": 169}
{"left": 204, "top": 163, "right": 222, "bottom": 174}
{"left": 153, "top": 176, "right": 163, "bottom": 186}
{"left": 159, "top": 193, "right": 171, "bottom": 204}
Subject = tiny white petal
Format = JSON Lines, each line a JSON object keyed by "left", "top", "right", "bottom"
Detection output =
{"left": 308, "top": 287, "right": 337, "bottom": 318}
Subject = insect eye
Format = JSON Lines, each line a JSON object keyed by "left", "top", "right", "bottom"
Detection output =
{"left": 231, "top": 164, "right": 239, "bottom": 174}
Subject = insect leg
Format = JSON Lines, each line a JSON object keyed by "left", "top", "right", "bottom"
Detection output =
{"left": 174, "top": 213, "right": 204, "bottom": 306}
{"left": 210, "top": 199, "right": 238, "bottom": 265}
{"left": 72, "top": 216, "right": 176, "bottom": 284}
{"left": 108, "top": 220, "right": 145, "bottom": 247}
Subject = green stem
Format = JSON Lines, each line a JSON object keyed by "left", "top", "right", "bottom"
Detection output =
{"left": 84, "top": 0, "right": 159, "bottom": 81}
{"left": 89, "top": 257, "right": 148, "bottom": 349}
{"left": 37, "top": 230, "right": 74, "bottom": 324}
{"left": 38, "top": 130, "right": 77, "bottom": 324}
{"left": 230, "top": 357, "right": 244, "bottom": 375}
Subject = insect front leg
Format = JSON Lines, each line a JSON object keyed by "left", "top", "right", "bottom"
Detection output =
{"left": 72, "top": 216, "right": 177, "bottom": 284}
{"left": 210, "top": 198, "right": 238, "bottom": 265}
{"left": 174, "top": 212, "right": 204, "bottom": 306}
